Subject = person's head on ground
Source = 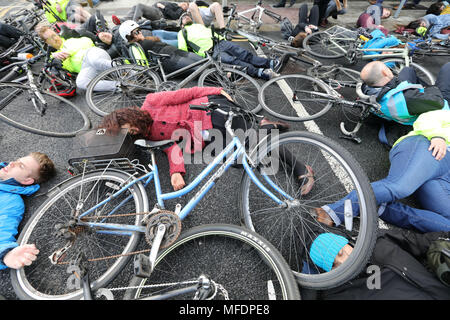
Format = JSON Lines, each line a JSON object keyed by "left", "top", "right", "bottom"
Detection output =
{"left": 97, "top": 31, "right": 113, "bottom": 45}
{"left": 180, "top": 12, "right": 194, "bottom": 27}
{"left": 0, "top": 152, "right": 55, "bottom": 185}
{"left": 119, "top": 20, "right": 144, "bottom": 43}
{"left": 360, "top": 61, "right": 394, "bottom": 87}
{"left": 99, "top": 107, "right": 153, "bottom": 137}
{"left": 381, "top": 7, "right": 391, "bottom": 19}
{"left": 309, "top": 233, "right": 353, "bottom": 271}
{"left": 426, "top": 2, "right": 445, "bottom": 15}
{"left": 37, "top": 25, "right": 63, "bottom": 49}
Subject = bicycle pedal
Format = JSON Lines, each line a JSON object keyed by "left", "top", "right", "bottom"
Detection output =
{"left": 133, "top": 254, "right": 152, "bottom": 278}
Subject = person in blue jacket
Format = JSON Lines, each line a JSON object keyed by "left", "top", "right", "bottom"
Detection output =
{"left": 0, "top": 152, "right": 55, "bottom": 270}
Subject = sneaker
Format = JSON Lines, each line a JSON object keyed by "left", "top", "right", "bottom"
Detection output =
{"left": 112, "top": 14, "right": 121, "bottom": 26}
{"left": 260, "top": 69, "right": 279, "bottom": 80}
{"left": 309, "top": 207, "right": 334, "bottom": 226}
{"left": 272, "top": 2, "right": 286, "bottom": 8}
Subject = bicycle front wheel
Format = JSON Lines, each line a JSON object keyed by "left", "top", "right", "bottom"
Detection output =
{"left": 259, "top": 74, "right": 333, "bottom": 122}
{"left": 11, "top": 170, "right": 148, "bottom": 300}
{"left": 198, "top": 67, "right": 262, "bottom": 113}
{"left": 86, "top": 64, "right": 161, "bottom": 117}
{"left": 239, "top": 131, "right": 378, "bottom": 289}
{"left": 303, "top": 30, "right": 351, "bottom": 59}
{"left": 381, "top": 58, "right": 436, "bottom": 86}
{"left": 0, "top": 83, "right": 90, "bottom": 137}
{"left": 123, "top": 224, "right": 300, "bottom": 300}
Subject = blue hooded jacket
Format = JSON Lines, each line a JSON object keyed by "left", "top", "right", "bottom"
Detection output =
{"left": 0, "top": 162, "right": 40, "bottom": 270}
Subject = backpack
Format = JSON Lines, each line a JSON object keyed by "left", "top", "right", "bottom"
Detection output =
{"left": 280, "top": 17, "right": 294, "bottom": 40}
{"left": 427, "top": 238, "right": 450, "bottom": 287}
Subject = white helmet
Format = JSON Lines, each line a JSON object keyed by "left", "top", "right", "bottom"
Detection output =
{"left": 119, "top": 20, "right": 140, "bottom": 43}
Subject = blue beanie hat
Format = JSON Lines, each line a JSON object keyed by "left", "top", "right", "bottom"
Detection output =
{"left": 309, "top": 233, "right": 349, "bottom": 272}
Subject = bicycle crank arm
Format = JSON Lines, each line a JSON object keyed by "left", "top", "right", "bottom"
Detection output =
{"left": 148, "top": 223, "right": 167, "bottom": 273}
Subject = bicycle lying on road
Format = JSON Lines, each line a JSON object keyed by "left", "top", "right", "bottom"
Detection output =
{"left": 11, "top": 103, "right": 377, "bottom": 299}
{"left": 85, "top": 47, "right": 261, "bottom": 117}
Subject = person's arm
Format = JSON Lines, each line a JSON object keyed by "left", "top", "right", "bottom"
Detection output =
{"left": 163, "top": 142, "right": 186, "bottom": 191}
{"left": 0, "top": 201, "right": 24, "bottom": 270}
{"left": 145, "top": 87, "right": 223, "bottom": 107}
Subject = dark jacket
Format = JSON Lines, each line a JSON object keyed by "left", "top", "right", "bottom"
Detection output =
{"left": 363, "top": 76, "right": 446, "bottom": 116}
{"left": 315, "top": 230, "right": 450, "bottom": 300}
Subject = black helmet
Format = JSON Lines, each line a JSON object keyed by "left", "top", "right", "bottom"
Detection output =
{"left": 427, "top": 237, "right": 450, "bottom": 287}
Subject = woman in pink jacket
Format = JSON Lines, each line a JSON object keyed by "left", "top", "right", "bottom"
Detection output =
{"left": 99, "top": 86, "right": 315, "bottom": 193}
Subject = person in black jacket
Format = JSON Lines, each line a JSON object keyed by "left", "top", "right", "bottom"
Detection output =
{"left": 120, "top": 1, "right": 189, "bottom": 23}
{"left": 305, "top": 230, "right": 450, "bottom": 300}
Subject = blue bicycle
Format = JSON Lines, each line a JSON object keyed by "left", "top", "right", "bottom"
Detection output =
{"left": 11, "top": 103, "right": 377, "bottom": 300}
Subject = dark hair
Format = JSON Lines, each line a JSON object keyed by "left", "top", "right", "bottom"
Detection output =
{"left": 406, "top": 19, "right": 422, "bottom": 30}
{"left": 98, "top": 107, "right": 153, "bottom": 137}
{"left": 426, "top": 2, "right": 444, "bottom": 15}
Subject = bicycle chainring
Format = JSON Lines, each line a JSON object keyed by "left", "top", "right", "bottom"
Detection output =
{"left": 144, "top": 210, "right": 182, "bottom": 249}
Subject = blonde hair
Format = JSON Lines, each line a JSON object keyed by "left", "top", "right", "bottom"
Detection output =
{"left": 29, "top": 152, "right": 56, "bottom": 184}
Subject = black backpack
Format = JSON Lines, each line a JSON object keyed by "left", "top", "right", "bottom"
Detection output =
{"left": 280, "top": 17, "right": 294, "bottom": 40}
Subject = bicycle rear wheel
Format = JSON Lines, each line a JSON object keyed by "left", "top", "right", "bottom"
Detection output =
{"left": 198, "top": 67, "right": 262, "bottom": 113}
{"left": 239, "top": 131, "right": 378, "bottom": 289}
{"left": 123, "top": 224, "right": 300, "bottom": 300}
{"left": 11, "top": 170, "right": 148, "bottom": 300}
{"left": 258, "top": 74, "right": 333, "bottom": 121}
{"left": 303, "top": 30, "right": 353, "bottom": 59}
{"left": 381, "top": 58, "right": 436, "bottom": 86}
{"left": 0, "top": 83, "right": 90, "bottom": 137}
{"left": 85, "top": 64, "right": 161, "bottom": 117}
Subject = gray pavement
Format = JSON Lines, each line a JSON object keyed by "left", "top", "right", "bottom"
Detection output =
{"left": 0, "top": 0, "right": 448, "bottom": 301}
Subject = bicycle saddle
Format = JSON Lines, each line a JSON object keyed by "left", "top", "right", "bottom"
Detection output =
{"left": 146, "top": 50, "right": 171, "bottom": 60}
{"left": 134, "top": 139, "right": 174, "bottom": 150}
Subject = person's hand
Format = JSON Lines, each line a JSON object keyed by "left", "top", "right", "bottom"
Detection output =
{"left": 305, "top": 26, "right": 312, "bottom": 35}
{"left": 3, "top": 244, "right": 39, "bottom": 269}
{"left": 220, "top": 90, "right": 233, "bottom": 101}
{"left": 429, "top": 137, "right": 447, "bottom": 161}
{"left": 156, "top": 3, "right": 165, "bottom": 9}
{"left": 171, "top": 172, "right": 186, "bottom": 191}
{"left": 52, "top": 51, "right": 70, "bottom": 60}
{"left": 56, "top": 4, "right": 62, "bottom": 13}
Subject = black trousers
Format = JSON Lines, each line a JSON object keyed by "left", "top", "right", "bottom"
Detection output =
{"left": 0, "top": 23, "right": 23, "bottom": 48}
{"left": 292, "top": 4, "right": 320, "bottom": 35}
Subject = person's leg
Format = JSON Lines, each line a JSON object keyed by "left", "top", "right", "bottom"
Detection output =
{"left": 77, "top": 47, "right": 117, "bottom": 91}
{"left": 162, "top": 50, "right": 203, "bottom": 74}
{"left": 152, "top": 30, "right": 178, "bottom": 47}
{"left": 207, "top": 2, "right": 225, "bottom": 29}
{"left": 272, "top": 0, "right": 287, "bottom": 8}
{"left": 308, "top": 4, "right": 320, "bottom": 26}
{"left": 140, "top": 4, "right": 165, "bottom": 21}
{"left": 324, "top": 0, "right": 337, "bottom": 19}
{"left": 378, "top": 202, "right": 450, "bottom": 232}
{"left": 435, "top": 62, "right": 450, "bottom": 102}
{"left": 323, "top": 135, "right": 450, "bottom": 225}
{"left": 189, "top": 2, "right": 205, "bottom": 25}
{"left": 415, "top": 172, "right": 450, "bottom": 220}
{"left": 218, "top": 41, "right": 271, "bottom": 69}
{"left": 0, "top": 23, "right": 23, "bottom": 40}
{"left": 298, "top": 3, "right": 309, "bottom": 25}
{"left": 214, "top": 46, "right": 260, "bottom": 77}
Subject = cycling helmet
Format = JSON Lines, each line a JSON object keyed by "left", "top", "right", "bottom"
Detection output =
{"left": 119, "top": 20, "right": 140, "bottom": 43}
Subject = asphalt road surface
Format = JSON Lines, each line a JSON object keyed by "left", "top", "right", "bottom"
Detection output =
{"left": 0, "top": 0, "right": 448, "bottom": 300}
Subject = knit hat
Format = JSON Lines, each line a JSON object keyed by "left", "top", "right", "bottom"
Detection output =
{"left": 309, "top": 233, "right": 349, "bottom": 272}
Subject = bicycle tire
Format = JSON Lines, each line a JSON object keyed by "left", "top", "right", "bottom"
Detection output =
{"left": 198, "top": 67, "right": 262, "bottom": 113}
{"left": 85, "top": 64, "right": 161, "bottom": 117}
{"left": 123, "top": 224, "right": 300, "bottom": 300}
{"left": 381, "top": 58, "right": 436, "bottom": 85}
{"left": 0, "top": 82, "right": 90, "bottom": 137}
{"left": 303, "top": 30, "right": 351, "bottom": 59}
{"left": 258, "top": 74, "right": 333, "bottom": 122}
{"left": 11, "top": 170, "right": 148, "bottom": 300}
{"left": 239, "top": 131, "right": 378, "bottom": 289}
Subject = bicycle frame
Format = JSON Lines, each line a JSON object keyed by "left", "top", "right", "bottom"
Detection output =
{"left": 77, "top": 124, "right": 289, "bottom": 235}
{"left": 226, "top": 1, "right": 281, "bottom": 31}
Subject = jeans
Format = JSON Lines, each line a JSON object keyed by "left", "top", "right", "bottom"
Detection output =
{"left": 152, "top": 30, "right": 178, "bottom": 47}
{"left": 213, "top": 40, "right": 271, "bottom": 78}
{"left": 324, "top": 1, "right": 347, "bottom": 19}
{"left": 76, "top": 47, "right": 117, "bottom": 91}
{"left": 324, "top": 135, "right": 450, "bottom": 232}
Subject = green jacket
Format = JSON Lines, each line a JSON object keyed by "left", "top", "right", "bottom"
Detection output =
{"left": 177, "top": 23, "right": 224, "bottom": 58}
{"left": 44, "top": 0, "right": 70, "bottom": 23}
{"left": 52, "top": 37, "right": 95, "bottom": 74}
{"left": 394, "top": 110, "right": 450, "bottom": 146}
